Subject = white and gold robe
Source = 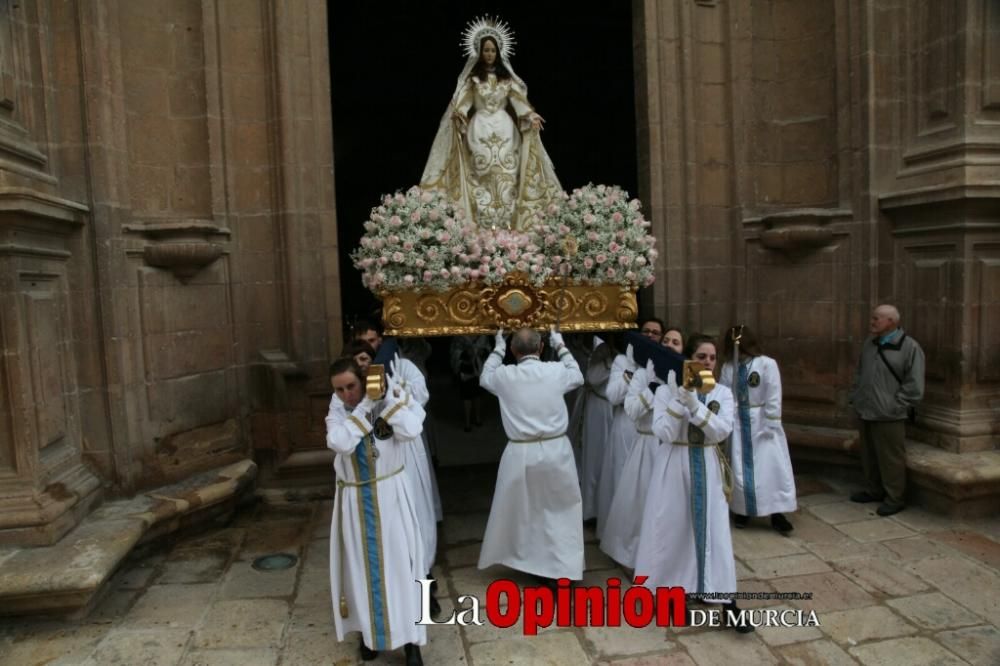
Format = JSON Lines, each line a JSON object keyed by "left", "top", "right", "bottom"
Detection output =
{"left": 600, "top": 367, "right": 660, "bottom": 568}
{"left": 326, "top": 390, "right": 426, "bottom": 650}
{"left": 720, "top": 356, "right": 797, "bottom": 516}
{"left": 634, "top": 383, "right": 738, "bottom": 602}
{"left": 478, "top": 348, "right": 585, "bottom": 580}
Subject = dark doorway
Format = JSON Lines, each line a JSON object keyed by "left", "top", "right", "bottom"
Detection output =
{"left": 328, "top": 0, "right": 638, "bottom": 327}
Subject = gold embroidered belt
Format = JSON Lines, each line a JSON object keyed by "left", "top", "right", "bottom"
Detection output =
{"left": 509, "top": 432, "right": 566, "bottom": 444}
{"left": 336, "top": 465, "right": 405, "bottom": 619}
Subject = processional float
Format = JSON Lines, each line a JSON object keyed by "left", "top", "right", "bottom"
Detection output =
{"left": 350, "top": 17, "right": 658, "bottom": 339}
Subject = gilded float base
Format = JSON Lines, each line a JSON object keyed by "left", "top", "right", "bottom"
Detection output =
{"left": 380, "top": 272, "right": 638, "bottom": 337}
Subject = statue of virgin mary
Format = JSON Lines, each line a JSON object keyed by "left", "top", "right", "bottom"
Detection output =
{"left": 420, "top": 17, "right": 563, "bottom": 231}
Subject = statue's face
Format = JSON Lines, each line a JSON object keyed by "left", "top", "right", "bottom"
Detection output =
{"left": 481, "top": 39, "right": 497, "bottom": 66}
{"left": 692, "top": 343, "right": 717, "bottom": 373}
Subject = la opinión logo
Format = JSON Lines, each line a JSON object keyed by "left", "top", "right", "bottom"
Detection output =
{"left": 416, "top": 577, "right": 820, "bottom": 635}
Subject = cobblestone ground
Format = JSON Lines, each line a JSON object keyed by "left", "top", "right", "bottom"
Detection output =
{"left": 0, "top": 468, "right": 998, "bottom": 665}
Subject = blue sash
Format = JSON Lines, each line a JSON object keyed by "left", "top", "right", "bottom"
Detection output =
{"left": 736, "top": 362, "right": 758, "bottom": 515}
{"left": 352, "top": 434, "right": 391, "bottom": 650}
{"left": 689, "top": 393, "right": 708, "bottom": 593}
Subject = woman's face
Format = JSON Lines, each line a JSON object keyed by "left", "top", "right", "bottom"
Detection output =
{"left": 353, "top": 352, "right": 372, "bottom": 373}
{"left": 662, "top": 329, "right": 683, "bottom": 354}
{"left": 692, "top": 342, "right": 717, "bottom": 373}
{"left": 481, "top": 39, "right": 497, "bottom": 66}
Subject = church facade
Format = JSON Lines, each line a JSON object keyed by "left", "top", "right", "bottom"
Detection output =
{"left": 0, "top": 0, "right": 996, "bottom": 548}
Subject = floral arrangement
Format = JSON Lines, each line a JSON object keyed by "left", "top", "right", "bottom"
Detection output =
{"left": 531, "top": 184, "right": 657, "bottom": 287}
{"left": 351, "top": 184, "right": 657, "bottom": 293}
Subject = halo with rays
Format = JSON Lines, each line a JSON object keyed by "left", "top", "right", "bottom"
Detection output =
{"left": 462, "top": 15, "right": 516, "bottom": 60}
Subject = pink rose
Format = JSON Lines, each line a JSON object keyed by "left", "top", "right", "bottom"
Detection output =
{"left": 403, "top": 275, "right": 414, "bottom": 285}
{"left": 618, "top": 254, "right": 631, "bottom": 266}
{"left": 469, "top": 269, "right": 481, "bottom": 280}
{"left": 516, "top": 260, "right": 527, "bottom": 271}
{"left": 377, "top": 256, "right": 389, "bottom": 266}
{"left": 612, "top": 212, "right": 623, "bottom": 223}
{"left": 421, "top": 191, "right": 433, "bottom": 203}
{"left": 625, "top": 271, "right": 636, "bottom": 281}
{"left": 403, "top": 241, "right": 414, "bottom": 251}
{"left": 410, "top": 211, "right": 422, "bottom": 223}
{"left": 583, "top": 214, "right": 595, "bottom": 225}
{"left": 429, "top": 209, "right": 440, "bottom": 221}
{"left": 609, "top": 242, "right": 620, "bottom": 253}
{"left": 389, "top": 215, "right": 402, "bottom": 227}
{"left": 392, "top": 252, "right": 404, "bottom": 263}
{"left": 595, "top": 253, "right": 607, "bottom": 264}
{"left": 415, "top": 258, "right": 425, "bottom": 268}
{"left": 606, "top": 267, "right": 616, "bottom": 278}
{"left": 583, "top": 257, "right": 594, "bottom": 269}
{"left": 587, "top": 231, "right": 598, "bottom": 241}
{"left": 423, "top": 270, "right": 433, "bottom": 282}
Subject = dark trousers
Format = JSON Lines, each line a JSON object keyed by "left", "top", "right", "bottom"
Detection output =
{"left": 859, "top": 419, "right": 907, "bottom": 507}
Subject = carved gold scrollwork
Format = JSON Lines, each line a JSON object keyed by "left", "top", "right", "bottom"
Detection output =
{"left": 447, "top": 289, "right": 481, "bottom": 324}
{"left": 581, "top": 290, "right": 608, "bottom": 318}
{"left": 616, "top": 288, "right": 638, "bottom": 323}
{"left": 415, "top": 295, "right": 447, "bottom": 322}
{"left": 384, "top": 297, "right": 406, "bottom": 330}
{"left": 379, "top": 272, "right": 638, "bottom": 336}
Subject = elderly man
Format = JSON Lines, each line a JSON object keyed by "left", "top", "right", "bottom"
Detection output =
{"left": 848, "top": 304, "right": 925, "bottom": 516}
{"left": 478, "top": 327, "right": 585, "bottom": 583}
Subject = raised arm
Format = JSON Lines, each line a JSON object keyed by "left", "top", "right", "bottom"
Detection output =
{"left": 396, "top": 357, "right": 429, "bottom": 407}
{"left": 325, "top": 395, "right": 375, "bottom": 454}
{"left": 624, "top": 367, "right": 656, "bottom": 422}
{"left": 479, "top": 330, "right": 506, "bottom": 396}
{"left": 606, "top": 354, "right": 632, "bottom": 406}
{"left": 551, "top": 328, "right": 583, "bottom": 391}
{"left": 380, "top": 384, "right": 426, "bottom": 441}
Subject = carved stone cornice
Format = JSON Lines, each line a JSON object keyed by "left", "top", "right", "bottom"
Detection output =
{"left": 0, "top": 187, "right": 88, "bottom": 227}
{"left": 743, "top": 208, "right": 852, "bottom": 256}
{"left": 123, "top": 219, "right": 230, "bottom": 282}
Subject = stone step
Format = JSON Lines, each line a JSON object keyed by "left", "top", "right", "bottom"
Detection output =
{"left": 0, "top": 459, "right": 256, "bottom": 618}
{"left": 786, "top": 424, "right": 1000, "bottom": 518}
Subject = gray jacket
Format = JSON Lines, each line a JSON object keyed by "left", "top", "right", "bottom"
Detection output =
{"left": 848, "top": 330, "right": 925, "bottom": 422}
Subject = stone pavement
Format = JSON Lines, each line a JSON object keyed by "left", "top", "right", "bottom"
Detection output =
{"left": 0, "top": 467, "right": 997, "bottom": 666}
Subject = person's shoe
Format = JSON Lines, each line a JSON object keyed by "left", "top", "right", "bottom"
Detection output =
{"left": 429, "top": 594, "right": 441, "bottom": 618}
{"left": 733, "top": 514, "right": 750, "bottom": 528}
{"left": 876, "top": 502, "right": 905, "bottom": 517}
{"left": 359, "top": 640, "right": 378, "bottom": 661}
{"left": 723, "top": 601, "right": 755, "bottom": 633}
{"left": 405, "top": 643, "right": 424, "bottom": 666}
{"left": 771, "top": 513, "right": 794, "bottom": 535}
{"left": 850, "top": 491, "right": 883, "bottom": 503}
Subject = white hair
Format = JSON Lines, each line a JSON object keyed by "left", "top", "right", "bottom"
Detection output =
{"left": 874, "top": 304, "right": 900, "bottom": 324}
{"left": 511, "top": 328, "right": 541, "bottom": 355}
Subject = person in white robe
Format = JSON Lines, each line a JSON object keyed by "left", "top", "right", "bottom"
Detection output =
{"left": 634, "top": 335, "right": 754, "bottom": 632}
{"left": 719, "top": 325, "right": 797, "bottom": 533}
{"left": 600, "top": 359, "right": 662, "bottom": 568}
{"left": 353, "top": 323, "right": 442, "bottom": 605}
{"left": 326, "top": 358, "right": 428, "bottom": 664}
{"left": 478, "top": 327, "right": 585, "bottom": 582}
{"left": 580, "top": 339, "right": 614, "bottom": 521}
{"left": 596, "top": 345, "right": 638, "bottom": 538}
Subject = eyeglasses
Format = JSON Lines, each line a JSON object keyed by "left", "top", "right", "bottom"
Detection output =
{"left": 641, "top": 328, "right": 661, "bottom": 335}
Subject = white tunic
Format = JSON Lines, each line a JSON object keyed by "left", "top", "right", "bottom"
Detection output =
{"left": 326, "top": 389, "right": 427, "bottom": 650}
{"left": 720, "top": 356, "right": 798, "bottom": 516}
{"left": 580, "top": 344, "right": 615, "bottom": 520}
{"left": 596, "top": 353, "right": 639, "bottom": 538}
{"left": 634, "top": 383, "right": 738, "bottom": 602}
{"left": 392, "top": 358, "right": 440, "bottom": 570}
{"left": 478, "top": 348, "right": 585, "bottom": 580}
{"left": 600, "top": 367, "right": 660, "bottom": 568}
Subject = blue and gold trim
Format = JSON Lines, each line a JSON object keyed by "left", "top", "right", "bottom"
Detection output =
{"left": 351, "top": 434, "right": 392, "bottom": 650}
{"left": 689, "top": 393, "right": 708, "bottom": 593}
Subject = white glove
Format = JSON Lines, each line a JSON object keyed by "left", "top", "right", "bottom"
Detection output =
{"left": 665, "top": 369, "right": 678, "bottom": 396}
{"left": 678, "top": 384, "right": 699, "bottom": 412}
{"left": 549, "top": 325, "right": 565, "bottom": 349}
{"left": 625, "top": 344, "right": 635, "bottom": 366}
{"left": 385, "top": 368, "right": 401, "bottom": 399}
{"left": 647, "top": 360, "right": 662, "bottom": 384}
{"left": 494, "top": 328, "right": 506, "bottom": 351}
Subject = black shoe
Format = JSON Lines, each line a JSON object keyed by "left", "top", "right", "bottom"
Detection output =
{"left": 850, "top": 491, "right": 883, "bottom": 503}
{"left": 405, "top": 643, "right": 424, "bottom": 666}
{"left": 429, "top": 594, "right": 441, "bottom": 618}
{"left": 733, "top": 514, "right": 749, "bottom": 528}
{"left": 771, "top": 513, "right": 794, "bottom": 534}
{"left": 360, "top": 640, "right": 378, "bottom": 661}
{"left": 876, "top": 502, "right": 905, "bottom": 517}
{"left": 723, "top": 601, "right": 755, "bottom": 633}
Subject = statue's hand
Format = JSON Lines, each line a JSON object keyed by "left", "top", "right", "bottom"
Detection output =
{"left": 530, "top": 113, "right": 545, "bottom": 131}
